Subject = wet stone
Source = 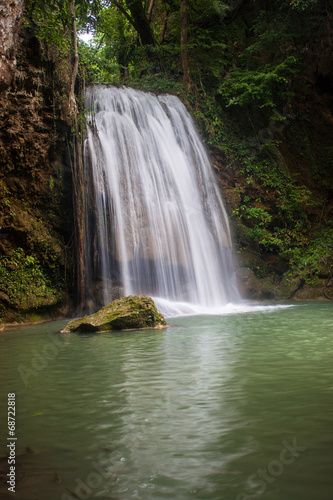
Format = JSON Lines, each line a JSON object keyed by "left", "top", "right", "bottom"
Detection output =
{"left": 61, "top": 295, "right": 167, "bottom": 333}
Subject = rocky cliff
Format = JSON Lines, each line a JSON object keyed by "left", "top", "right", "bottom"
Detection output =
{"left": 0, "top": 17, "right": 76, "bottom": 322}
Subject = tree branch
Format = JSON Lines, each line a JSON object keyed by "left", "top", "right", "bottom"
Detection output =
{"left": 112, "top": 0, "right": 138, "bottom": 31}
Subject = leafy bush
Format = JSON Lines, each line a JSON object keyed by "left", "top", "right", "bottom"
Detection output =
{"left": 289, "top": 229, "right": 333, "bottom": 283}
{"left": 219, "top": 57, "right": 298, "bottom": 109}
{"left": 0, "top": 249, "right": 60, "bottom": 311}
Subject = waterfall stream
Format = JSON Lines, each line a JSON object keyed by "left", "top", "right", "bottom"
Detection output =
{"left": 84, "top": 85, "right": 239, "bottom": 316}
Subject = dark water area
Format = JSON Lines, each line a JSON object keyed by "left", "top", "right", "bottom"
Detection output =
{"left": 0, "top": 302, "right": 332, "bottom": 499}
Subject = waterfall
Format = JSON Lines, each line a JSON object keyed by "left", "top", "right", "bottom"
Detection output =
{"left": 84, "top": 85, "right": 239, "bottom": 316}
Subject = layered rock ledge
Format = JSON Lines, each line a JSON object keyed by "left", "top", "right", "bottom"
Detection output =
{"left": 61, "top": 295, "right": 167, "bottom": 333}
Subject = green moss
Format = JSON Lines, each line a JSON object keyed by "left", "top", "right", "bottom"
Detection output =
{"left": 63, "top": 295, "right": 167, "bottom": 333}
{"left": 0, "top": 249, "right": 61, "bottom": 315}
{"left": 289, "top": 229, "right": 333, "bottom": 283}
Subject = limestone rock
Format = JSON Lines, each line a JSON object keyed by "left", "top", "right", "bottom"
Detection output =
{"left": 276, "top": 273, "right": 302, "bottom": 300}
{"left": 0, "top": 0, "right": 25, "bottom": 90}
{"left": 62, "top": 295, "right": 167, "bottom": 333}
{"left": 236, "top": 267, "right": 262, "bottom": 299}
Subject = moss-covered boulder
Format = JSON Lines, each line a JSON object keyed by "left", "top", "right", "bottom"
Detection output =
{"left": 62, "top": 295, "right": 167, "bottom": 333}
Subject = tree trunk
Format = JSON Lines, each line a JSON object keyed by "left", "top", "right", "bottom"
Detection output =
{"left": 69, "top": 0, "right": 79, "bottom": 112}
{"left": 161, "top": 10, "right": 169, "bottom": 44}
{"left": 0, "top": 0, "right": 25, "bottom": 90}
{"left": 148, "top": 0, "right": 155, "bottom": 20}
{"left": 180, "top": 0, "right": 192, "bottom": 91}
{"left": 68, "top": 1, "right": 85, "bottom": 310}
{"left": 125, "top": 0, "right": 155, "bottom": 45}
{"left": 114, "top": 0, "right": 156, "bottom": 46}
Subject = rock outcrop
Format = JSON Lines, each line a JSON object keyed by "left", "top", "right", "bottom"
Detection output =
{"left": 0, "top": 0, "right": 25, "bottom": 90}
{"left": 62, "top": 295, "right": 167, "bottom": 333}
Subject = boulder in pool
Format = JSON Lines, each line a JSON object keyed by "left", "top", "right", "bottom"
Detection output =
{"left": 61, "top": 295, "right": 167, "bottom": 333}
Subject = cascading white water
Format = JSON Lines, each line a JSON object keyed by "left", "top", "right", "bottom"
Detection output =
{"left": 84, "top": 85, "right": 240, "bottom": 316}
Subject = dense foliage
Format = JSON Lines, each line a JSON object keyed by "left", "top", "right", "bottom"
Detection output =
{"left": 73, "top": 0, "right": 332, "bottom": 294}
{"left": 1, "top": 0, "right": 332, "bottom": 321}
{"left": 27, "top": 0, "right": 333, "bottom": 294}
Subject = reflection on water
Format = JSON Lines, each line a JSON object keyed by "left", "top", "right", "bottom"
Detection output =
{"left": 0, "top": 303, "right": 332, "bottom": 499}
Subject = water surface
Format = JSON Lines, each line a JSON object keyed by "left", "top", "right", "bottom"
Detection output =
{"left": 0, "top": 302, "right": 332, "bottom": 499}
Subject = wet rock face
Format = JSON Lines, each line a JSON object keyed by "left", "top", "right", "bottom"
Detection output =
{"left": 62, "top": 295, "right": 167, "bottom": 333}
{"left": 0, "top": 17, "right": 75, "bottom": 323}
{"left": 0, "top": 0, "right": 25, "bottom": 90}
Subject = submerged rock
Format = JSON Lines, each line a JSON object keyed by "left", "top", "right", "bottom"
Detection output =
{"left": 62, "top": 295, "right": 167, "bottom": 333}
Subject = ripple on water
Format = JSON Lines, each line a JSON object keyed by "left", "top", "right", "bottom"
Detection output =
{"left": 0, "top": 303, "right": 332, "bottom": 499}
